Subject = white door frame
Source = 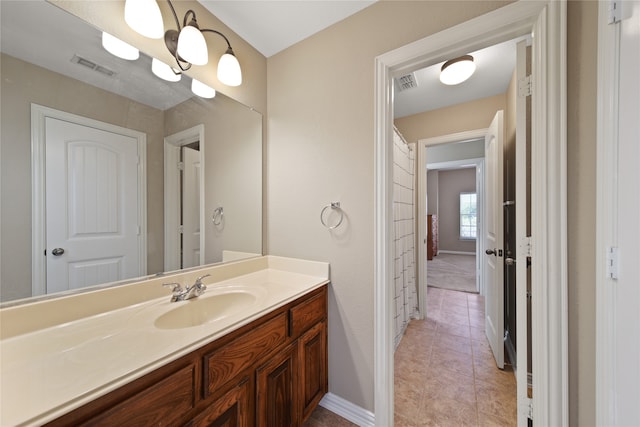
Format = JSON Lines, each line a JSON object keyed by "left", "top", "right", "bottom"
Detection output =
{"left": 417, "top": 131, "right": 486, "bottom": 319}
{"left": 31, "top": 104, "right": 147, "bottom": 297}
{"left": 374, "top": 2, "right": 567, "bottom": 425}
{"left": 164, "top": 125, "right": 205, "bottom": 272}
{"left": 595, "top": 1, "right": 639, "bottom": 424}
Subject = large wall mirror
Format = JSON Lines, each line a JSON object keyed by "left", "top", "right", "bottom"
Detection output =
{"left": 0, "top": 0, "right": 263, "bottom": 304}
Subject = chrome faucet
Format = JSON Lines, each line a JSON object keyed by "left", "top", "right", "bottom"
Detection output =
{"left": 163, "top": 274, "right": 211, "bottom": 302}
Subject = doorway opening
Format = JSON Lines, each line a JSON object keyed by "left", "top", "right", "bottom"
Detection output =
{"left": 374, "top": 2, "right": 567, "bottom": 426}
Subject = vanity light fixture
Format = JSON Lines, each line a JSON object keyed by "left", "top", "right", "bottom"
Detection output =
{"left": 102, "top": 32, "right": 139, "bottom": 61}
{"left": 124, "top": 0, "right": 242, "bottom": 87}
{"left": 439, "top": 55, "right": 476, "bottom": 85}
{"left": 151, "top": 58, "right": 181, "bottom": 82}
{"left": 124, "top": 0, "right": 164, "bottom": 39}
{"left": 191, "top": 79, "right": 216, "bottom": 98}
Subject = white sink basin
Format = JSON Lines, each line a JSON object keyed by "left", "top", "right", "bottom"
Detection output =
{"left": 154, "top": 287, "right": 263, "bottom": 329}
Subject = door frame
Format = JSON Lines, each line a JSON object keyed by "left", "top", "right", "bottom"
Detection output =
{"left": 374, "top": 1, "right": 567, "bottom": 425}
{"left": 417, "top": 131, "right": 486, "bottom": 319}
{"left": 164, "top": 125, "right": 205, "bottom": 272}
{"left": 31, "top": 104, "right": 147, "bottom": 297}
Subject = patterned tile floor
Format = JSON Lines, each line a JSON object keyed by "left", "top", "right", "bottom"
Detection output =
{"left": 305, "top": 287, "right": 516, "bottom": 426}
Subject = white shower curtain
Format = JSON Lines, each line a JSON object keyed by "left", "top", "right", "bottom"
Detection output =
{"left": 392, "top": 129, "right": 418, "bottom": 349}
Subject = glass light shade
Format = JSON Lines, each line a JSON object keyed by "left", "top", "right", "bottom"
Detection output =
{"left": 217, "top": 52, "right": 242, "bottom": 86}
{"left": 124, "top": 0, "right": 164, "bottom": 39}
{"left": 439, "top": 56, "right": 476, "bottom": 85}
{"left": 191, "top": 79, "right": 216, "bottom": 98}
{"left": 177, "top": 26, "right": 208, "bottom": 65}
{"left": 151, "top": 58, "right": 181, "bottom": 82}
{"left": 102, "top": 32, "right": 139, "bottom": 60}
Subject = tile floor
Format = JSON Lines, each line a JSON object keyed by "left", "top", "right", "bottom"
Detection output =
{"left": 305, "top": 286, "right": 517, "bottom": 426}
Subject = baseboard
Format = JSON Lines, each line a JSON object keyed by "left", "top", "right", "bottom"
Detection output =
{"left": 319, "top": 392, "right": 375, "bottom": 426}
{"left": 436, "top": 250, "right": 476, "bottom": 256}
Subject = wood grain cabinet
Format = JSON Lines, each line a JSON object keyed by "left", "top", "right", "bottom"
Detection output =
{"left": 46, "top": 285, "right": 328, "bottom": 427}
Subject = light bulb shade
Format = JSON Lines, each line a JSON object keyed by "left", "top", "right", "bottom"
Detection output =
{"left": 151, "top": 58, "right": 181, "bottom": 82}
{"left": 102, "top": 32, "right": 139, "bottom": 60}
{"left": 191, "top": 79, "right": 216, "bottom": 98}
{"left": 124, "top": 0, "right": 164, "bottom": 39}
{"left": 217, "top": 50, "right": 242, "bottom": 86}
{"left": 439, "top": 55, "right": 476, "bottom": 85}
{"left": 177, "top": 25, "right": 208, "bottom": 65}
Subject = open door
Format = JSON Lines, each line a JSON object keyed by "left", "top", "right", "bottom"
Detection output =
{"left": 484, "top": 110, "right": 504, "bottom": 369}
{"left": 181, "top": 145, "right": 201, "bottom": 268}
{"left": 515, "top": 40, "right": 532, "bottom": 425}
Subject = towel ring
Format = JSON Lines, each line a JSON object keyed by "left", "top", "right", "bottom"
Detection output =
{"left": 320, "top": 202, "right": 344, "bottom": 230}
{"left": 212, "top": 207, "right": 224, "bottom": 225}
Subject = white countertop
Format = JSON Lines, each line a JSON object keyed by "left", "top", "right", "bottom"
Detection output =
{"left": 0, "top": 256, "right": 329, "bottom": 426}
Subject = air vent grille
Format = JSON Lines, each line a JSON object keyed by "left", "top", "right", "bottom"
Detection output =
{"left": 396, "top": 73, "right": 418, "bottom": 92}
{"left": 71, "top": 55, "right": 116, "bottom": 77}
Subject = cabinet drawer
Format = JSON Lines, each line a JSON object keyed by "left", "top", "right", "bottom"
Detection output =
{"left": 84, "top": 364, "right": 195, "bottom": 426}
{"left": 204, "top": 313, "right": 288, "bottom": 397}
{"left": 289, "top": 288, "right": 327, "bottom": 338}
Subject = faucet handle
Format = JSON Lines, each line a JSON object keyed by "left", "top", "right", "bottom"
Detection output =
{"left": 194, "top": 274, "right": 211, "bottom": 287}
{"left": 162, "top": 282, "right": 183, "bottom": 294}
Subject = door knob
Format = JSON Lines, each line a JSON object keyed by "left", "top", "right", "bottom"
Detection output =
{"left": 51, "top": 248, "right": 65, "bottom": 256}
{"left": 485, "top": 249, "right": 497, "bottom": 256}
{"left": 505, "top": 257, "right": 516, "bottom": 266}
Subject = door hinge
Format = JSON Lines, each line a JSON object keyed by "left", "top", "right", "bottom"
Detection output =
{"left": 177, "top": 161, "right": 185, "bottom": 171}
{"left": 520, "top": 236, "right": 532, "bottom": 257}
{"left": 608, "top": 0, "right": 631, "bottom": 23}
{"left": 606, "top": 246, "right": 619, "bottom": 280}
{"left": 178, "top": 225, "right": 184, "bottom": 234}
{"left": 518, "top": 75, "right": 532, "bottom": 97}
{"left": 136, "top": 226, "right": 141, "bottom": 236}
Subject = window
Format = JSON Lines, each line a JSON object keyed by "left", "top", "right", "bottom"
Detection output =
{"left": 460, "top": 192, "right": 477, "bottom": 239}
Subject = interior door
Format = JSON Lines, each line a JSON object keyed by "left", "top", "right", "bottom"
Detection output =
{"left": 45, "top": 117, "right": 141, "bottom": 293}
{"left": 484, "top": 110, "right": 504, "bottom": 369}
{"left": 181, "top": 146, "right": 201, "bottom": 268}
{"left": 515, "top": 39, "right": 532, "bottom": 425}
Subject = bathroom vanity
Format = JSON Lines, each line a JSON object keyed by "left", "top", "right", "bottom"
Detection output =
{"left": 0, "top": 256, "right": 329, "bottom": 426}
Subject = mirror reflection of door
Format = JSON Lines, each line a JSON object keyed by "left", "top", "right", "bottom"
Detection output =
{"left": 181, "top": 143, "right": 201, "bottom": 268}
{"left": 45, "top": 116, "right": 143, "bottom": 293}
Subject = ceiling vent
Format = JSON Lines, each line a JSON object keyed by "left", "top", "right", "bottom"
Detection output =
{"left": 71, "top": 54, "right": 116, "bottom": 77}
{"left": 395, "top": 72, "right": 418, "bottom": 92}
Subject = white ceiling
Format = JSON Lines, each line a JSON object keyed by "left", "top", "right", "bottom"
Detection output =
{"left": 198, "top": 1, "right": 377, "bottom": 58}
{"left": 0, "top": 0, "right": 522, "bottom": 118}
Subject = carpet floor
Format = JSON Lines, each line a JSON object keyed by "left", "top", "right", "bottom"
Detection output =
{"left": 427, "top": 253, "right": 477, "bottom": 293}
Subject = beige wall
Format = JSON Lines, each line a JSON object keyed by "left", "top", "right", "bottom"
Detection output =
{"left": 427, "top": 170, "right": 439, "bottom": 215}
{"left": 0, "top": 53, "right": 165, "bottom": 301}
{"left": 267, "top": 0, "right": 511, "bottom": 412}
{"left": 567, "top": 1, "right": 597, "bottom": 424}
{"left": 436, "top": 169, "right": 477, "bottom": 253}
{"left": 395, "top": 94, "right": 506, "bottom": 143}
{"left": 164, "top": 95, "right": 263, "bottom": 264}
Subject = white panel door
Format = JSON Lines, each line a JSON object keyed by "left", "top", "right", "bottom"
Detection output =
{"left": 181, "top": 146, "right": 201, "bottom": 268}
{"left": 484, "top": 110, "right": 504, "bottom": 369}
{"left": 45, "top": 118, "right": 140, "bottom": 293}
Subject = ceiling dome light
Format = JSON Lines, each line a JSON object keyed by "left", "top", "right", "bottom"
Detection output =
{"left": 124, "top": 0, "right": 164, "bottom": 39}
{"left": 217, "top": 48, "right": 242, "bottom": 86}
{"left": 439, "top": 55, "right": 476, "bottom": 85}
{"left": 102, "top": 32, "right": 139, "bottom": 60}
{"left": 191, "top": 79, "right": 216, "bottom": 98}
{"left": 151, "top": 58, "right": 181, "bottom": 82}
{"left": 177, "top": 23, "right": 208, "bottom": 65}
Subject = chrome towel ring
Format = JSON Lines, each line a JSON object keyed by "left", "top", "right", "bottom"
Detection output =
{"left": 212, "top": 207, "right": 224, "bottom": 225}
{"left": 320, "top": 202, "right": 344, "bottom": 230}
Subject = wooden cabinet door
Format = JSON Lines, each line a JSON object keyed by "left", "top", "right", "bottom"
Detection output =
{"left": 256, "top": 343, "right": 299, "bottom": 427}
{"left": 299, "top": 321, "right": 328, "bottom": 423}
{"left": 189, "top": 379, "right": 251, "bottom": 427}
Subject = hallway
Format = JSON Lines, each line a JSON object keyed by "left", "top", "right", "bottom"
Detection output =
{"left": 394, "top": 287, "right": 516, "bottom": 426}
